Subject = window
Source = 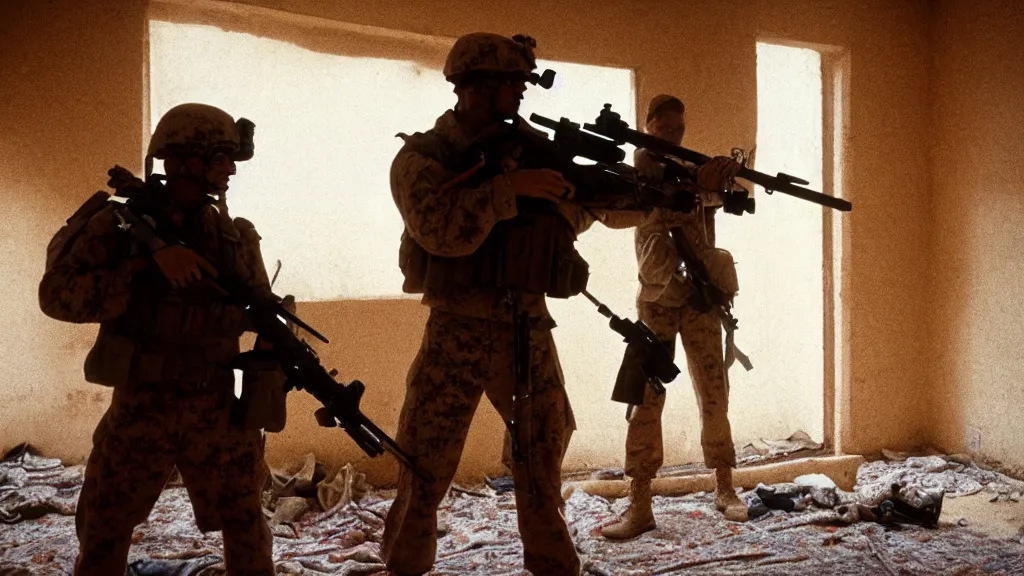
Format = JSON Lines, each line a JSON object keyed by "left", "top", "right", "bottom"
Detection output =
{"left": 149, "top": 20, "right": 636, "bottom": 306}
{"left": 716, "top": 42, "right": 826, "bottom": 444}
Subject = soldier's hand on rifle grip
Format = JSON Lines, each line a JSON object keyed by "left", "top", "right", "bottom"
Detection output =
{"left": 507, "top": 168, "right": 575, "bottom": 202}
{"left": 697, "top": 156, "right": 742, "bottom": 193}
{"left": 151, "top": 244, "right": 219, "bottom": 289}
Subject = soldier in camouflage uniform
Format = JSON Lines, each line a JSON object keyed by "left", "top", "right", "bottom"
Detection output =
{"left": 380, "top": 32, "right": 639, "bottom": 576}
{"left": 39, "top": 104, "right": 279, "bottom": 575}
{"left": 602, "top": 95, "right": 749, "bottom": 540}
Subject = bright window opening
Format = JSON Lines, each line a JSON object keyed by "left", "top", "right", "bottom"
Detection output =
{"left": 150, "top": 20, "right": 451, "bottom": 301}
{"left": 716, "top": 42, "right": 825, "bottom": 445}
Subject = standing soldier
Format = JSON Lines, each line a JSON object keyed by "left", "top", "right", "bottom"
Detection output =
{"left": 39, "top": 103, "right": 283, "bottom": 575}
{"left": 382, "top": 32, "right": 603, "bottom": 576}
{"left": 602, "top": 94, "right": 749, "bottom": 540}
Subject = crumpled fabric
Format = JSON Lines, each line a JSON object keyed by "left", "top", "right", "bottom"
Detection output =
{"left": 0, "top": 443, "right": 81, "bottom": 524}
{"left": 760, "top": 430, "right": 823, "bottom": 457}
{"left": 126, "top": 556, "right": 224, "bottom": 576}
{"left": 317, "top": 463, "right": 370, "bottom": 512}
{"left": 263, "top": 454, "right": 371, "bottom": 526}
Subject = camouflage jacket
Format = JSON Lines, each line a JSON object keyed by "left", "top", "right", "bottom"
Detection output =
{"left": 633, "top": 148, "right": 719, "bottom": 307}
{"left": 39, "top": 177, "right": 272, "bottom": 387}
{"left": 391, "top": 110, "right": 635, "bottom": 323}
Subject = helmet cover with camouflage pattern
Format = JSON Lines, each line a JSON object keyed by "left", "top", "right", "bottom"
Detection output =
{"left": 148, "top": 103, "right": 251, "bottom": 162}
{"left": 443, "top": 32, "right": 537, "bottom": 83}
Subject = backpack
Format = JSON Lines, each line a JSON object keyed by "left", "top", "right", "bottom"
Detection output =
{"left": 44, "top": 191, "right": 111, "bottom": 272}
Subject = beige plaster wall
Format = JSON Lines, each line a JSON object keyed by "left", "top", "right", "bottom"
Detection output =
{"left": 928, "top": 0, "right": 1024, "bottom": 469}
{"left": 0, "top": 0, "right": 147, "bottom": 463}
{"left": 0, "top": 0, "right": 935, "bottom": 484}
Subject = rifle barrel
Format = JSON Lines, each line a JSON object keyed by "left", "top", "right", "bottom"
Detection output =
{"left": 583, "top": 108, "right": 853, "bottom": 212}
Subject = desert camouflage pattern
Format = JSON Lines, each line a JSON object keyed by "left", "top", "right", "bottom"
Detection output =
{"left": 625, "top": 299, "right": 737, "bottom": 478}
{"left": 633, "top": 148, "right": 718, "bottom": 307}
{"left": 443, "top": 32, "right": 537, "bottom": 81}
{"left": 38, "top": 203, "right": 137, "bottom": 324}
{"left": 621, "top": 147, "right": 738, "bottom": 478}
{"left": 148, "top": 103, "right": 242, "bottom": 160}
{"left": 381, "top": 310, "right": 578, "bottom": 575}
{"left": 75, "top": 386, "right": 273, "bottom": 575}
{"left": 39, "top": 178, "right": 275, "bottom": 575}
{"left": 386, "top": 108, "right": 594, "bottom": 575}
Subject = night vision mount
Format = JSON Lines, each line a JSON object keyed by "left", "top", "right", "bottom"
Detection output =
{"left": 529, "top": 69, "right": 556, "bottom": 89}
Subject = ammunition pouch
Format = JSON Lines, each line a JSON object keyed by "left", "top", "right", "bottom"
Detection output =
{"left": 85, "top": 291, "right": 248, "bottom": 388}
{"left": 399, "top": 199, "right": 589, "bottom": 298}
{"left": 399, "top": 231, "right": 427, "bottom": 294}
{"left": 231, "top": 350, "right": 288, "bottom": 432}
{"left": 84, "top": 325, "right": 137, "bottom": 387}
{"left": 704, "top": 247, "right": 738, "bottom": 301}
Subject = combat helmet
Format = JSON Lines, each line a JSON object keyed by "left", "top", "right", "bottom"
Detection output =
{"left": 147, "top": 103, "right": 254, "bottom": 173}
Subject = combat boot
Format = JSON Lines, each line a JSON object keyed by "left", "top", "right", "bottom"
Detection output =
{"left": 601, "top": 478, "right": 656, "bottom": 539}
{"left": 715, "top": 467, "right": 749, "bottom": 522}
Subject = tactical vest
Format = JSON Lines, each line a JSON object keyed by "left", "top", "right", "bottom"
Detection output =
{"left": 396, "top": 130, "right": 589, "bottom": 299}
{"left": 83, "top": 201, "right": 249, "bottom": 389}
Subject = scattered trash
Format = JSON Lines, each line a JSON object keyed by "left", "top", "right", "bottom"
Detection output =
{"left": 3, "top": 447, "right": 1024, "bottom": 574}
{"left": 760, "top": 430, "right": 823, "bottom": 457}
{"left": 484, "top": 475, "right": 515, "bottom": 494}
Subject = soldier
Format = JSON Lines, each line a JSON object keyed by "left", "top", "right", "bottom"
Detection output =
{"left": 39, "top": 103, "right": 281, "bottom": 575}
{"left": 601, "top": 94, "right": 749, "bottom": 540}
{"left": 381, "top": 32, "right": 624, "bottom": 576}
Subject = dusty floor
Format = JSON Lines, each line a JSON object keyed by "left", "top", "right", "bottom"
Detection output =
{"left": 3, "top": 452, "right": 1024, "bottom": 575}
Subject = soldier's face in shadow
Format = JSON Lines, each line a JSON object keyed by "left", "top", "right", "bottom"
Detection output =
{"left": 648, "top": 110, "right": 686, "bottom": 146}
{"left": 458, "top": 73, "right": 528, "bottom": 122}
{"left": 204, "top": 152, "right": 237, "bottom": 194}
{"left": 163, "top": 154, "right": 234, "bottom": 210}
{"left": 492, "top": 76, "right": 527, "bottom": 119}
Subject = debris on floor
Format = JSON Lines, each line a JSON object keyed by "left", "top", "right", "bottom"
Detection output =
{"left": 2, "top": 446, "right": 1024, "bottom": 575}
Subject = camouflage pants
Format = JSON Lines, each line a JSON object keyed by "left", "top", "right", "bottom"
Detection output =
{"left": 74, "top": 384, "right": 273, "bottom": 576}
{"left": 500, "top": 418, "right": 573, "bottom": 478}
{"left": 624, "top": 301, "right": 737, "bottom": 480}
{"left": 382, "top": 309, "right": 580, "bottom": 576}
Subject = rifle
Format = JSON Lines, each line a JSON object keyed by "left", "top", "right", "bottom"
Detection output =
{"left": 507, "top": 290, "right": 535, "bottom": 494}
{"left": 111, "top": 194, "right": 433, "bottom": 482}
{"left": 653, "top": 150, "right": 757, "bottom": 216}
{"left": 581, "top": 290, "right": 680, "bottom": 413}
{"left": 521, "top": 114, "right": 697, "bottom": 213}
{"left": 527, "top": 109, "right": 757, "bottom": 372}
{"left": 584, "top": 104, "right": 852, "bottom": 212}
{"left": 459, "top": 114, "right": 698, "bottom": 214}
{"left": 668, "top": 226, "right": 730, "bottom": 315}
